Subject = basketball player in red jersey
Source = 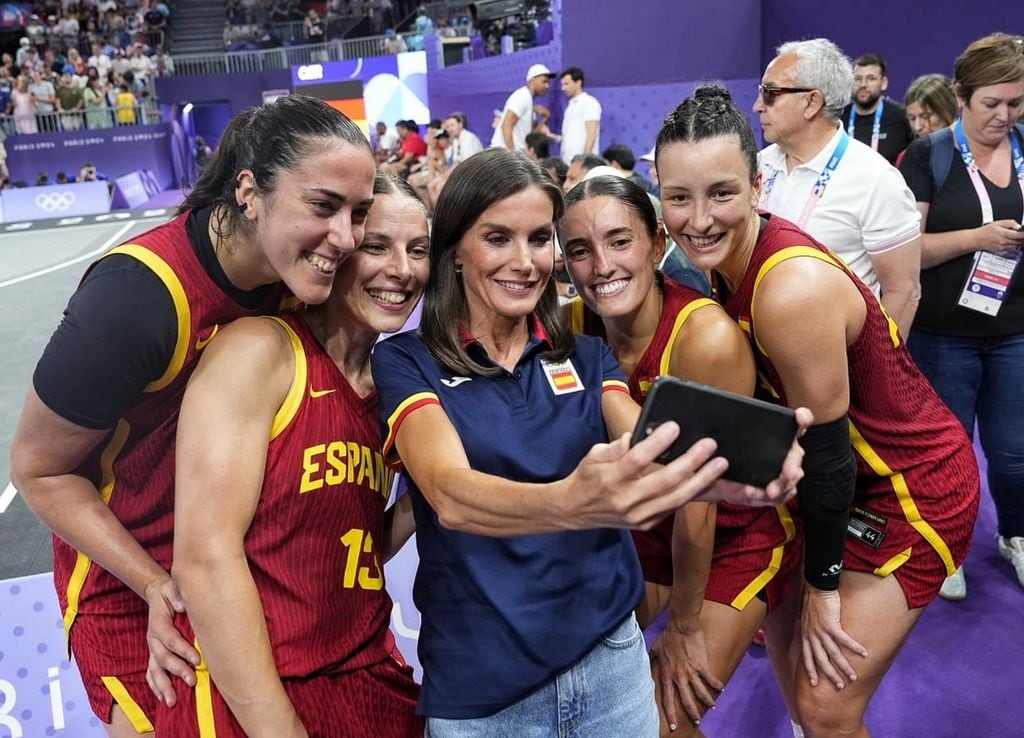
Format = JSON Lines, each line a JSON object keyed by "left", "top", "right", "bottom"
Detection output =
{"left": 9, "top": 97, "right": 376, "bottom": 737}
{"left": 160, "top": 174, "right": 427, "bottom": 737}
{"left": 560, "top": 175, "right": 801, "bottom": 736}
{"left": 654, "top": 84, "right": 979, "bottom": 738}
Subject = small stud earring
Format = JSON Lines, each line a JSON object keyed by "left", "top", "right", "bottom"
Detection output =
{"left": 454, "top": 263, "right": 462, "bottom": 273}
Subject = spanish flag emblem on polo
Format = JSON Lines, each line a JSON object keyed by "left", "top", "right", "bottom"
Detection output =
{"left": 541, "top": 359, "right": 584, "bottom": 395}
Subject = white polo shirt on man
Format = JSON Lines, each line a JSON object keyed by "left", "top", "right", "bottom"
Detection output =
{"left": 492, "top": 85, "right": 534, "bottom": 151}
{"left": 560, "top": 91, "right": 601, "bottom": 163}
{"left": 757, "top": 127, "right": 920, "bottom": 296}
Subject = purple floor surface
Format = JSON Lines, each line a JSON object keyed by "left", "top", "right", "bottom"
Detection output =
{"left": 645, "top": 450, "right": 1019, "bottom": 737}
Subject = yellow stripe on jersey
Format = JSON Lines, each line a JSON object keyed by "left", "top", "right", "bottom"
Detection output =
{"left": 602, "top": 379, "right": 629, "bottom": 395}
{"left": 658, "top": 298, "right": 717, "bottom": 377}
{"left": 570, "top": 296, "right": 585, "bottom": 335}
{"left": 105, "top": 244, "right": 192, "bottom": 393}
{"left": 100, "top": 675, "right": 155, "bottom": 733}
{"left": 848, "top": 421, "right": 957, "bottom": 576}
{"left": 750, "top": 246, "right": 836, "bottom": 358}
{"left": 874, "top": 546, "right": 913, "bottom": 577}
{"left": 383, "top": 392, "right": 441, "bottom": 465}
{"left": 193, "top": 641, "right": 217, "bottom": 738}
{"left": 266, "top": 317, "right": 308, "bottom": 441}
{"left": 63, "top": 419, "right": 131, "bottom": 642}
{"left": 730, "top": 503, "right": 797, "bottom": 610}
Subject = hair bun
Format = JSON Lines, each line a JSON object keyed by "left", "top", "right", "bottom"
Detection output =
{"left": 693, "top": 83, "right": 735, "bottom": 105}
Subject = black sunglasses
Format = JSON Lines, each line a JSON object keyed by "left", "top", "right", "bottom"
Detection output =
{"left": 758, "top": 84, "right": 814, "bottom": 106}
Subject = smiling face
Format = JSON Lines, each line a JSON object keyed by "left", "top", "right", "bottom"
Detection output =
{"left": 454, "top": 186, "right": 555, "bottom": 330}
{"left": 658, "top": 135, "right": 762, "bottom": 288}
{"left": 329, "top": 192, "right": 430, "bottom": 337}
{"left": 561, "top": 195, "right": 663, "bottom": 321}
{"left": 242, "top": 138, "right": 376, "bottom": 305}
{"left": 960, "top": 81, "right": 1024, "bottom": 148}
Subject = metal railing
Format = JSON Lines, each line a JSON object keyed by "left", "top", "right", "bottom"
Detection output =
{"left": 172, "top": 32, "right": 418, "bottom": 76}
{"left": 1, "top": 103, "right": 161, "bottom": 137}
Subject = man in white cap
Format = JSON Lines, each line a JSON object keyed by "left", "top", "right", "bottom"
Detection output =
{"left": 491, "top": 63, "right": 554, "bottom": 151}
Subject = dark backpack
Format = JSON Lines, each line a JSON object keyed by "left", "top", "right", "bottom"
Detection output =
{"left": 928, "top": 122, "right": 1024, "bottom": 191}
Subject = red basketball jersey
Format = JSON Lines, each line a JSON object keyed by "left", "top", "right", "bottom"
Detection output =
{"left": 55, "top": 213, "right": 286, "bottom": 636}
{"left": 718, "top": 216, "right": 979, "bottom": 576}
{"left": 236, "top": 312, "right": 398, "bottom": 676}
{"left": 573, "top": 277, "right": 797, "bottom": 605}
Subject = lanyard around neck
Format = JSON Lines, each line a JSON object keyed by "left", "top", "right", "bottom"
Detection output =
{"left": 848, "top": 98, "right": 884, "bottom": 151}
{"left": 760, "top": 132, "right": 851, "bottom": 229}
{"left": 953, "top": 118, "right": 1024, "bottom": 224}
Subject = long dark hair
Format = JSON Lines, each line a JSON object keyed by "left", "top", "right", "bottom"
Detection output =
{"left": 421, "top": 147, "right": 573, "bottom": 377}
{"left": 179, "top": 95, "right": 370, "bottom": 245}
{"left": 656, "top": 83, "right": 759, "bottom": 183}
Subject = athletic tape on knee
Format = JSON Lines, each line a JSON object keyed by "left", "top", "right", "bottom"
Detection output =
{"left": 797, "top": 415, "right": 857, "bottom": 591}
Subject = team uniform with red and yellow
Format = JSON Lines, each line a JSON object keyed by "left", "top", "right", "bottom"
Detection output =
{"left": 573, "top": 275, "right": 800, "bottom": 610}
{"left": 718, "top": 216, "right": 979, "bottom": 607}
{"left": 158, "top": 312, "right": 421, "bottom": 737}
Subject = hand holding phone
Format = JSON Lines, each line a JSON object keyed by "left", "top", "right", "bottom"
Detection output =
{"left": 632, "top": 376, "right": 798, "bottom": 487}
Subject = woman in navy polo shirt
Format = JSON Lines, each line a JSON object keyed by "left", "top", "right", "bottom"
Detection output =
{"left": 372, "top": 148, "right": 808, "bottom": 736}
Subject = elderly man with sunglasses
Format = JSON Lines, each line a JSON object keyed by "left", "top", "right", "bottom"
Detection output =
{"left": 753, "top": 38, "right": 922, "bottom": 339}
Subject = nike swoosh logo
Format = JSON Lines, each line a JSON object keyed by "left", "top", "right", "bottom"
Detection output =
{"left": 440, "top": 377, "right": 472, "bottom": 388}
{"left": 195, "top": 324, "right": 219, "bottom": 350}
{"left": 309, "top": 388, "right": 337, "bottom": 398}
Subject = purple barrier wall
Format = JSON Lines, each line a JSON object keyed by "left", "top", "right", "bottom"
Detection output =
{"left": 153, "top": 70, "right": 293, "bottom": 116}
{"left": 761, "top": 1, "right": 1024, "bottom": 100}
{"left": 0, "top": 181, "right": 111, "bottom": 223}
{"left": 5, "top": 125, "right": 177, "bottom": 191}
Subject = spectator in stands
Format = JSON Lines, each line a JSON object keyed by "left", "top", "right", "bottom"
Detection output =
{"left": 267, "top": 0, "right": 291, "bottom": 23}
{"left": 57, "top": 68, "right": 85, "bottom": 131}
{"left": 373, "top": 120, "right": 400, "bottom": 163}
{"left": 128, "top": 43, "right": 155, "bottom": 83}
{"left": 42, "top": 49, "right": 63, "bottom": 77}
{"left": 22, "top": 47, "right": 44, "bottom": 75}
{"left": 383, "top": 28, "right": 408, "bottom": 54}
{"left": 601, "top": 143, "right": 655, "bottom": 194}
{"left": 83, "top": 74, "right": 112, "bottom": 129}
{"left": 79, "top": 162, "right": 99, "bottom": 181}
{"left": 0, "top": 66, "right": 13, "bottom": 124}
{"left": 383, "top": 119, "right": 427, "bottom": 177}
{"left": 56, "top": 171, "right": 69, "bottom": 184}
{"left": 36, "top": 171, "right": 50, "bottom": 186}
{"left": 525, "top": 131, "right": 550, "bottom": 160}
{"left": 144, "top": 2, "right": 168, "bottom": 34}
{"left": 16, "top": 37, "right": 31, "bottom": 68}
{"left": 304, "top": 7, "right": 325, "bottom": 41}
{"left": 88, "top": 42, "right": 112, "bottom": 79}
{"left": 29, "top": 68, "right": 57, "bottom": 133}
{"left": 26, "top": 14, "right": 46, "bottom": 48}
{"left": 154, "top": 48, "right": 175, "bottom": 77}
{"left": 194, "top": 135, "right": 213, "bottom": 172}
{"left": 562, "top": 152, "right": 604, "bottom": 193}
{"left": 540, "top": 156, "right": 567, "bottom": 189}
{"left": 111, "top": 48, "right": 131, "bottom": 78}
{"left": 0, "top": 141, "right": 9, "bottom": 182}
{"left": 115, "top": 81, "right": 137, "bottom": 125}
{"left": 67, "top": 48, "right": 87, "bottom": 76}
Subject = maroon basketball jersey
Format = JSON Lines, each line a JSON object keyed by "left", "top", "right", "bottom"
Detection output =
{"left": 55, "top": 213, "right": 286, "bottom": 635}
{"left": 573, "top": 277, "right": 796, "bottom": 602}
{"left": 241, "top": 312, "right": 398, "bottom": 676}
{"left": 718, "top": 216, "right": 979, "bottom": 574}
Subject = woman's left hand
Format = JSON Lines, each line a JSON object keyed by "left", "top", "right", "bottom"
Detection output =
{"left": 800, "top": 586, "right": 868, "bottom": 690}
{"left": 651, "top": 622, "right": 723, "bottom": 729}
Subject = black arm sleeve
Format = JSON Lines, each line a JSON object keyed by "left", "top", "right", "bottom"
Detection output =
{"left": 32, "top": 254, "right": 178, "bottom": 429}
{"left": 797, "top": 414, "right": 857, "bottom": 591}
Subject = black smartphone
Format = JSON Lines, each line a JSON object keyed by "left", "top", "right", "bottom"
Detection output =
{"left": 631, "top": 376, "right": 798, "bottom": 487}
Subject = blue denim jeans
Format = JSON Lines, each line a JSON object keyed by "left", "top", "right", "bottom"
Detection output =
{"left": 426, "top": 614, "right": 658, "bottom": 738}
{"left": 909, "top": 329, "right": 1024, "bottom": 537}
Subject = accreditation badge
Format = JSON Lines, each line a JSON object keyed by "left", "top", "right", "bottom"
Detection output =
{"left": 957, "top": 250, "right": 1022, "bottom": 316}
{"left": 541, "top": 359, "right": 584, "bottom": 395}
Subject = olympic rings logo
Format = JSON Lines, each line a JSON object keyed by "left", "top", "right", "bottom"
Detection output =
{"left": 34, "top": 191, "right": 77, "bottom": 213}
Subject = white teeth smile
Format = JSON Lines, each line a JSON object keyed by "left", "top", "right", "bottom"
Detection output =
{"left": 594, "top": 279, "right": 629, "bottom": 296}
{"left": 305, "top": 253, "right": 337, "bottom": 274}
{"left": 688, "top": 235, "right": 721, "bottom": 248}
{"left": 367, "top": 289, "right": 408, "bottom": 304}
{"left": 496, "top": 280, "right": 532, "bottom": 292}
